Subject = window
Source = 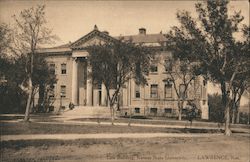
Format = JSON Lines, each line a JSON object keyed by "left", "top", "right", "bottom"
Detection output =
{"left": 179, "top": 84, "right": 186, "bottom": 99}
{"left": 164, "top": 59, "right": 172, "bottom": 72}
{"left": 164, "top": 108, "right": 172, "bottom": 114}
{"left": 60, "top": 85, "right": 66, "bottom": 97}
{"left": 49, "top": 64, "right": 56, "bottom": 75}
{"left": 150, "top": 64, "right": 158, "bottom": 72}
{"left": 134, "top": 107, "right": 140, "bottom": 113}
{"left": 203, "top": 100, "right": 206, "bottom": 105}
{"left": 48, "top": 85, "right": 55, "bottom": 98}
{"left": 150, "top": 108, "right": 157, "bottom": 115}
{"left": 182, "top": 108, "right": 187, "bottom": 114}
{"left": 135, "top": 84, "right": 140, "bottom": 98}
{"left": 61, "top": 63, "right": 67, "bottom": 74}
{"left": 150, "top": 84, "right": 158, "bottom": 98}
{"left": 98, "top": 82, "right": 102, "bottom": 90}
{"left": 164, "top": 84, "right": 172, "bottom": 98}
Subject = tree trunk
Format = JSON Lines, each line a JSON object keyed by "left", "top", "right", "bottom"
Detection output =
{"left": 224, "top": 102, "right": 232, "bottom": 136}
{"left": 231, "top": 109, "right": 235, "bottom": 124}
{"left": 110, "top": 107, "right": 114, "bottom": 125}
{"left": 235, "top": 101, "right": 240, "bottom": 124}
{"left": 178, "top": 108, "right": 182, "bottom": 121}
{"left": 30, "top": 94, "right": 34, "bottom": 113}
{"left": 178, "top": 100, "right": 183, "bottom": 121}
{"left": 109, "top": 101, "right": 114, "bottom": 125}
{"left": 221, "top": 81, "right": 232, "bottom": 136}
{"left": 236, "top": 110, "right": 240, "bottom": 124}
{"left": 24, "top": 77, "right": 32, "bottom": 121}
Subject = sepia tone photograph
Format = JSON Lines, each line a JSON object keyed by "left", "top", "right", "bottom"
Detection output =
{"left": 0, "top": 0, "right": 249, "bottom": 162}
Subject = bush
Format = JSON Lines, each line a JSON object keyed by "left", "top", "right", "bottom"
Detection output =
{"left": 239, "top": 112, "right": 249, "bottom": 124}
{"left": 0, "top": 82, "right": 27, "bottom": 114}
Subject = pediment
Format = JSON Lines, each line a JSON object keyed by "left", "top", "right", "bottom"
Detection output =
{"left": 71, "top": 29, "right": 117, "bottom": 49}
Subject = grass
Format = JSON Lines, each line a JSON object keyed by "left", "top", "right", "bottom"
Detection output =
{"left": 70, "top": 117, "right": 250, "bottom": 129}
{"left": 0, "top": 122, "right": 225, "bottom": 135}
{"left": 0, "top": 115, "right": 24, "bottom": 120}
{"left": 1, "top": 117, "right": 249, "bottom": 162}
{"left": 0, "top": 122, "right": 224, "bottom": 135}
{"left": 70, "top": 117, "right": 202, "bottom": 126}
{"left": 1, "top": 135, "right": 249, "bottom": 162}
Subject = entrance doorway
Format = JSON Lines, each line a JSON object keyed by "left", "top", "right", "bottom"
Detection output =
{"left": 98, "top": 90, "right": 102, "bottom": 105}
{"left": 97, "top": 83, "right": 102, "bottom": 106}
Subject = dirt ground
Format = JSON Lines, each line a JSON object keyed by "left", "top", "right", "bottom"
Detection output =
{"left": 1, "top": 135, "right": 249, "bottom": 162}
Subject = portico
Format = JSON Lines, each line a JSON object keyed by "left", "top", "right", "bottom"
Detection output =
{"left": 71, "top": 50, "right": 107, "bottom": 107}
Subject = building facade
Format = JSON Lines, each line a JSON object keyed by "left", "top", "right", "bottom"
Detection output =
{"left": 37, "top": 26, "right": 209, "bottom": 119}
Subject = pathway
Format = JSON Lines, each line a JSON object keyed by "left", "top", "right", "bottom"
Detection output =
{"left": 1, "top": 133, "right": 223, "bottom": 141}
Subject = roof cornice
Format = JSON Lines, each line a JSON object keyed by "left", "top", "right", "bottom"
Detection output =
{"left": 70, "top": 26, "right": 118, "bottom": 49}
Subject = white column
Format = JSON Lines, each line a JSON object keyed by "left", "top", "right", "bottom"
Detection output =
{"left": 86, "top": 63, "right": 93, "bottom": 106}
{"left": 78, "top": 59, "right": 85, "bottom": 106}
{"left": 93, "top": 89, "right": 99, "bottom": 106}
{"left": 101, "top": 83, "right": 107, "bottom": 106}
{"left": 71, "top": 58, "right": 78, "bottom": 105}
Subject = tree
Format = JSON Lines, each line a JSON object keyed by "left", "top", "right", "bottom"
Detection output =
{"left": 0, "top": 23, "right": 27, "bottom": 114}
{"left": 0, "top": 58, "right": 27, "bottom": 114}
{"left": 230, "top": 75, "right": 249, "bottom": 124}
{"left": 165, "top": 0, "right": 250, "bottom": 135}
{"left": 18, "top": 54, "right": 57, "bottom": 113}
{"left": 33, "top": 55, "right": 57, "bottom": 113}
{"left": 13, "top": 5, "right": 57, "bottom": 121}
{"left": 0, "top": 53, "right": 57, "bottom": 114}
{"left": 230, "top": 25, "right": 250, "bottom": 124}
{"left": 186, "top": 100, "right": 200, "bottom": 126}
{"left": 87, "top": 40, "right": 151, "bottom": 125}
{"left": 0, "top": 23, "right": 14, "bottom": 59}
{"left": 163, "top": 56, "right": 200, "bottom": 120}
{"left": 208, "top": 93, "right": 224, "bottom": 123}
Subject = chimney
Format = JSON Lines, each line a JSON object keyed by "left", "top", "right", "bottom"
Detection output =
{"left": 94, "top": 24, "right": 98, "bottom": 30}
{"left": 139, "top": 28, "right": 146, "bottom": 35}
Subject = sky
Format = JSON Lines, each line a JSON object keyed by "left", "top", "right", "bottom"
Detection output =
{"left": 0, "top": 0, "right": 249, "bottom": 99}
{"left": 0, "top": 0, "right": 249, "bottom": 45}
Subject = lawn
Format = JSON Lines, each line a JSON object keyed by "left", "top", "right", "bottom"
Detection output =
{"left": 1, "top": 117, "right": 249, "bottom": 162}
{"left": 1, "top": 121, "right": 223, "bottom": 135}
{"left": 1, "top": 120, "right": 249, "bottom": 162}
{"left": 1, "top": 135, "right": 249, "bottom": 162}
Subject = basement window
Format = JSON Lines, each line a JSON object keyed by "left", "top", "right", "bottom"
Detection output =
{"left": 135, "top": 107, "right": 140, "bottom": 113}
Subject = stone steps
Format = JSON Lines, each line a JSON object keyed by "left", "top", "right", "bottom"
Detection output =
{"left": 62, "top": 106, "right": 111, "bottom": 118}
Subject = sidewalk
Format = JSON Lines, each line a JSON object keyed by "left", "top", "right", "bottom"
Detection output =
{"left": 1, "top": 133, "right": 223, "bottom": 141}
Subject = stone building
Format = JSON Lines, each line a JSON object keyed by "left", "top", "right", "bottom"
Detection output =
{"left": 37, "top": 25, "right": 209, "bottom": 119}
